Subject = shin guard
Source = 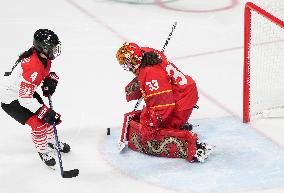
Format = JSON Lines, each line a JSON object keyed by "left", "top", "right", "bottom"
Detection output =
{"left": 127, "top": 120, "right": 198, "bottom": 162}
{"left": 26, "top": 115, "right": 49, "bottom": 153}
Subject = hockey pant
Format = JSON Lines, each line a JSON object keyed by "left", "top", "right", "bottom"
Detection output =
{"left": 1, "top": 92, "right": 54, "bottom": 153}
{"left": 123, "top": 111, "right": 198, "bottom": 162}
{"left": 1, "top": 92, "right": 44, "bottom": 125}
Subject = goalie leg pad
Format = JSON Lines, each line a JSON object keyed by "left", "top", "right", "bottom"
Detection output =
{"left": 127, "top": 120, "right": 198, "bottom": 162}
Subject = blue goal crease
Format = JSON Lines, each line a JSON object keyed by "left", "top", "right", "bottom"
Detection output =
{"left": 101, "top": 116, "right": 284, "bottom": 193}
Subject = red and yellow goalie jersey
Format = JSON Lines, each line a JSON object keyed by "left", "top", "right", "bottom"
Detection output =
{"left": 137, "top": 47, "right": 198, "bottom": 128}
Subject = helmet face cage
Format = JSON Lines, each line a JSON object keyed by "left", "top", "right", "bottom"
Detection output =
{"left": 121, "top": 58, "right": 132, "bottom": 71}
{"left": 49, "top": 42, "right": 61, "bottom": 60}
{"left": 116, "top": 42, "right": 142, "bottom": 73}
{"left": 33, "top": 29, "right": 61, "bottom": 60}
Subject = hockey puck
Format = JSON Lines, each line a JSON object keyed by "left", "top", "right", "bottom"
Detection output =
{"left": 107, "top": 128, "right": 110, "bottom": 135}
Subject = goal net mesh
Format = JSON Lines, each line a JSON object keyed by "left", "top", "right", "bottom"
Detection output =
{"left": 244, "top": 1, "right": 284, "bottom": 122}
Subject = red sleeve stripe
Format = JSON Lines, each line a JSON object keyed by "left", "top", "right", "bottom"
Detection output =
{"left": 19, "top": 80, "right": 37, "bottom": 98}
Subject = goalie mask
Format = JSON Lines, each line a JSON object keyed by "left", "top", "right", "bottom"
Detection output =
{"left": 116, "top": 42, "right": 143, "bottom": 73}
{"left": 33, "top": 29, "right": 61, "bottom": 60}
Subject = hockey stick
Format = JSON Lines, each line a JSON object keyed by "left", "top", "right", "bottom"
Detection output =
{"left": 162, "top": 21, "right": 178, "bottom": 53}
{"left": 48, "top": 96, "right": 79, "bottom": 178}
{"left": 118, "top": 21, "right": 178, "bottom": 152}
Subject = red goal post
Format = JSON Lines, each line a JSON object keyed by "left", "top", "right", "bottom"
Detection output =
{"left": 243, "top": 2, "right": 284, "bottom": 123}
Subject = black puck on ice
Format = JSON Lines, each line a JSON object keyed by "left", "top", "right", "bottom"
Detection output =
{"left": 107, "top": 128, "right": 110, "bottom": 135}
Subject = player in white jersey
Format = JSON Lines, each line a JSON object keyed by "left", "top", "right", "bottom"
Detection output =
{"left": 0, "top": 29, "right": 70, "bottom": 167}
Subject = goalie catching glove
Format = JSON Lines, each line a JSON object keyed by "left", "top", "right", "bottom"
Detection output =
{"left": 125, "top": 77, "right": 142, "bottom": 102}
{"left": 41, "top": 72, "right": 59, "bottom": 97}
{"left": 37, "top": 105, "right": 61, "bottom": 125}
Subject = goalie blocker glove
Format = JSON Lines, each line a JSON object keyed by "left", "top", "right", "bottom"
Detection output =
{"left": 42, "top": 72, "right": 59, "bottom": 97}
{"left": 37, "top": 105, "right": 61, "bottom": 125}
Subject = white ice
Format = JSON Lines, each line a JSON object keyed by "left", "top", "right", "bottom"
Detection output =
{"left": 0, "top": 0, "right": 283, "bottom": 193}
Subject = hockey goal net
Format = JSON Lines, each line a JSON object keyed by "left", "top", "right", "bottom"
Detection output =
{"left": 243, "top": 1, "right": 284, "bottom": 123}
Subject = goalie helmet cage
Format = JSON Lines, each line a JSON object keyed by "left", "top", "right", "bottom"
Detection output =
{"left": 243, "top": 2, "right": 284, "bottom": 123}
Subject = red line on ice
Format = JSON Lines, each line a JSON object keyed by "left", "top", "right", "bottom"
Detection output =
{"left": 155, "top": 0, "right": 239, "bottom": 13}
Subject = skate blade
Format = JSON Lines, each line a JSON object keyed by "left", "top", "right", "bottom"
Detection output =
{"left": 205, "top": 145, "right": 216, "bottom": 159}
{"left": 46, "top": 165, "right": 56, "bottom": 171}
{"left": 49, "top": 148, "right": 70, "bottom": 158}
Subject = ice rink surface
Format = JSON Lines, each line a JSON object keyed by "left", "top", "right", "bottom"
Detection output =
{"left": 0, "top": 0, "right": 283, "bottom": 193}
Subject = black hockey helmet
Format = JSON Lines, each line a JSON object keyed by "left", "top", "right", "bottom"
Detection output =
{"left": 33, "top": 29, "right": 61, "bottom": 60}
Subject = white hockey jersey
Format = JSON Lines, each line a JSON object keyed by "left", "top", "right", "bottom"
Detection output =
{"left": 0, "top": 51, "right": 51, "bottom": 113}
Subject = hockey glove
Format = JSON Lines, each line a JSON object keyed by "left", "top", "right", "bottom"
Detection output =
{"left": 41, "top": 72, "right": 59, "bottom": 97}
{"left": 125, "top": 77, "right": 142, "bottom": 102}
{"left": 37, "top": 105, "right": 62, "bottom": 125}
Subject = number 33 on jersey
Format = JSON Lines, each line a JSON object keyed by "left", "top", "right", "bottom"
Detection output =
{"left": 137, "top": 49, "right": 198, "bottom": 112}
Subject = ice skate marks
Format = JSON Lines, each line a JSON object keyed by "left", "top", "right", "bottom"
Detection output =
{"left": 101, "top": 116, "right": 284, "bottom": 193}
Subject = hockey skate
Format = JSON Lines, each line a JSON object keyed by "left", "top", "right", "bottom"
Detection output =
{"left": 192, "top": 142, "right": 214, "bottom": 163}
{"left": 38, "top": 151, "right": 56, "bottom": 167}
{"left": 48, "top": 141, "right": 70, "bottom": 153}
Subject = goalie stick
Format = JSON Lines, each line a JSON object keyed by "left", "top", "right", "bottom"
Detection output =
{"left": 161, "top": 21, "right": 178, "bottom": 53}
{"left": 118, "top": 21, "right": 178, "bottom": 152}
{"left": 48, "top": 96, "right": 79, "bottom": 178}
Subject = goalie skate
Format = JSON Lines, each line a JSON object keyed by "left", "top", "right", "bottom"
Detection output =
{"left": 180, "top": 122, "right": 193, "bottom": 131}
{"left": 193, "top": 142, "right": 214, "bottom": 163}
